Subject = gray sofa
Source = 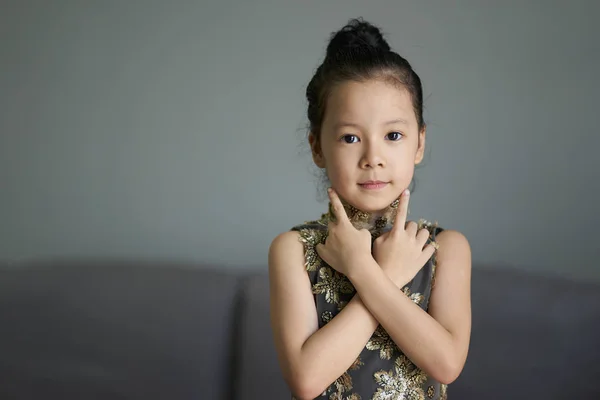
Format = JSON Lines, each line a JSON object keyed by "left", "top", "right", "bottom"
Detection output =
{"left": 1, "top": 261, "right": 599, "bottom": 399}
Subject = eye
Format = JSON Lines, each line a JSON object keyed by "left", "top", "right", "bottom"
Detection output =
{"left": 386, "top": 131, "right": 403, "bottom": 141}
{"left": 341, "top": 134, "right": 360, "bottom": 144}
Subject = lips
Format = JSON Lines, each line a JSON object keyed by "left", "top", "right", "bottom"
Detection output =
{"left": 358, "top": 181, "right": 388, "bottom": 190}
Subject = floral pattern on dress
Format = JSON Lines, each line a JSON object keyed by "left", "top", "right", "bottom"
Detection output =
{"left": 366, "top": 326, "right": 397, "bottom": 360}
{"left": 298, "top": 228, "right": 327, "bottom": 271}
{"left": 373, "top": 355, "right": 428, "bottom": 400}
{"left": 313, "top": 267, "right": 355, "bottom": 304}
{"left": 403, "top": 287, "right": 425, "bottom": 306}
{"left": 328, "top": 357, "right": 364, "bottom": 399}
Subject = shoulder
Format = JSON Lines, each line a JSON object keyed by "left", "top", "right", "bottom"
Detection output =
{"left": 435, "top": 229, "right": 471, "bottom": 263}
{"left": 268, "top": 230, "right": 316, "bottom": 314}
{"left": 269, "top": 216, "right": 328, "bottom": 274}
{"left": 268, "top": 230, "right": 309, "bottom": 273}
{"left": 269, "top": 231, "right": 303, "bottom": 263}
{"left": 430, "top": 228, "right": 472, "bottom": 288}
{"left": 269, "top": 230, "right": 301, "bottom": 248}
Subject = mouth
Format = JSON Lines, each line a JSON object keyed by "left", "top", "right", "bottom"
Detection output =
{"left": 358, "top": 180, "right": 389, "bottom": 190}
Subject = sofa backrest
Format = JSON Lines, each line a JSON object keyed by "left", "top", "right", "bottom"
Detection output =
{"left": 234, "top": 272, "right": 289, "bottom": 399}
{"left": 2, "top": 262, "right": 598, "bottom": 399}
{"left": 456, "top": 266, "right": 600, "bottom": 399}
{"left": 0, "top": 262, "right": 242, "bottom": 400}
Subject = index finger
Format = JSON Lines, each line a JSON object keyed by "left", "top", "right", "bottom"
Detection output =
{"left": 328, "top": 188, "right": 350, "bottom": 225}
{"left": 393, "top": 189, "right": 410, "bottom": 230}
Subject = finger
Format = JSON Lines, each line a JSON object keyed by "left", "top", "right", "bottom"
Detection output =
{"left": 328, "top": 188, "right": 350, "bottom": 225}
{"left": 377, "top": 231, "right": 389, "bottom": 241}
{"left": 393, "top": 189, "right": 410, "bottom": 231}
{"left": 372, "top": 231, "right": 387, "bottom": 248}
{"left": 417, "top": 228, "right": 430, "bottom": 246}
{"left": 420, "top": 243, "right": 436, "bottom": 264}
{"left": 405, "top": 220, "right": 418, "bottom": 236}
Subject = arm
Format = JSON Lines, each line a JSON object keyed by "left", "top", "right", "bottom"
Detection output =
{"left": 347, "top": 229, "right": 472, "bottom": 384}
{"left": 269, "top": 231, "right": 379, "bottom": 400}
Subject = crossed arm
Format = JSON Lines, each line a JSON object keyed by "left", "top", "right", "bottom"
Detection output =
{"left": 268, "top": 229, "right": 471, "bottom": 400}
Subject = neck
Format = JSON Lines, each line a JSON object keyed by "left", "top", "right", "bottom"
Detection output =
{"left": 324, "top": 197, "right": 400, "bottom": 233}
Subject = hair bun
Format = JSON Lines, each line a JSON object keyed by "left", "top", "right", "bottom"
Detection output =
{"left": 326, "top": 18, "right": 390, "bottom": 58}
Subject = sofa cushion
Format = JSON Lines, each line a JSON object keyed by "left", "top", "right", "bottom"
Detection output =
{"left": 451, "top": 266, "right": 600, "bottom": 399}
{"left": 0, "top": 262, "right": 241, "bottom": 400}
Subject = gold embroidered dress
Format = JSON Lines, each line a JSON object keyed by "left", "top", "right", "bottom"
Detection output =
{"left": 290, "top": 199, "right": 448, "bottom": 400}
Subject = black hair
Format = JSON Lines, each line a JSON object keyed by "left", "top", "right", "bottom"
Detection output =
{"left": 306, "top": 17, "right": 425, "bottom": 141}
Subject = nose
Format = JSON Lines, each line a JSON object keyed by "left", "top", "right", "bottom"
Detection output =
{"left": 360, "top": 141, "right": 385, "bottom": 169}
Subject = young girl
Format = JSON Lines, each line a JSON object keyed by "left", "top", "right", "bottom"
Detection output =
{"left": 269, "top": 18, "right": 471, "bottom": 400}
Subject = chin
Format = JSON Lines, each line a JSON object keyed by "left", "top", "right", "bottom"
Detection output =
{"left": 346, "top": 194, "right": 398, "bottom": 213}
{"left": 336, "top": 183, "right": 403, "bottom": 211}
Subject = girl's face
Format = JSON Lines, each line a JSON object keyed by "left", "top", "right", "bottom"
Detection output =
{"left": 310, "top": 79, "right": 425, "bottom": 214}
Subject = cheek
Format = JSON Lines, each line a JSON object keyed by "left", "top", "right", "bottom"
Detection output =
{"left": 397, "top": 157, "right": 415, "bottom": 172}
{"left": 388, "top": 153, "right": 415, "bottom": 175}
{"left": 324, "top": 160, "right": 347, "bottom": 182}
{"left": 323, "top": 154, "right": 354, "bottom": 185}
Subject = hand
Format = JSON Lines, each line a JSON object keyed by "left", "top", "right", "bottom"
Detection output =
{"left": 373, "top": 189, "right": 436, "bottom": 287}
{"left": 316, "top": 188, "right": 373, "bottom": 277}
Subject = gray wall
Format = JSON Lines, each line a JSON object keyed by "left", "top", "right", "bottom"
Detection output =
{"left": 1, "top": 0, "right": 598, "bottom": 281}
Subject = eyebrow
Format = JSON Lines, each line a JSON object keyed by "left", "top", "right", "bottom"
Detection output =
{"left": 334, "top": 118, "right": 409, "bottom": 130}
{"left": 383, "top": 118, "right": 409, "bottom": 126}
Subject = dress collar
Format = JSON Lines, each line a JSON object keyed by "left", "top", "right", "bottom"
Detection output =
{"left": 322, "top": 197, "right": 401, "bottom": 235}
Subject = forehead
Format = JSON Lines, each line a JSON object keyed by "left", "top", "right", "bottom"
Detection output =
{"left": 323, "top": 80, "right": 416, "bottom": 128}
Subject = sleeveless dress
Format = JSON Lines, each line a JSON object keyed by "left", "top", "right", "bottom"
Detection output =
{"left": 290, "top": 198, "right": 448, "bottom": 400}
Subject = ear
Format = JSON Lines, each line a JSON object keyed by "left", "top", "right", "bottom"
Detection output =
{"left": 414, "top": 126, "right": 426, "bottom": 165}
{"left": 308, "top": 132, "right": 326, "bottom": 168}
